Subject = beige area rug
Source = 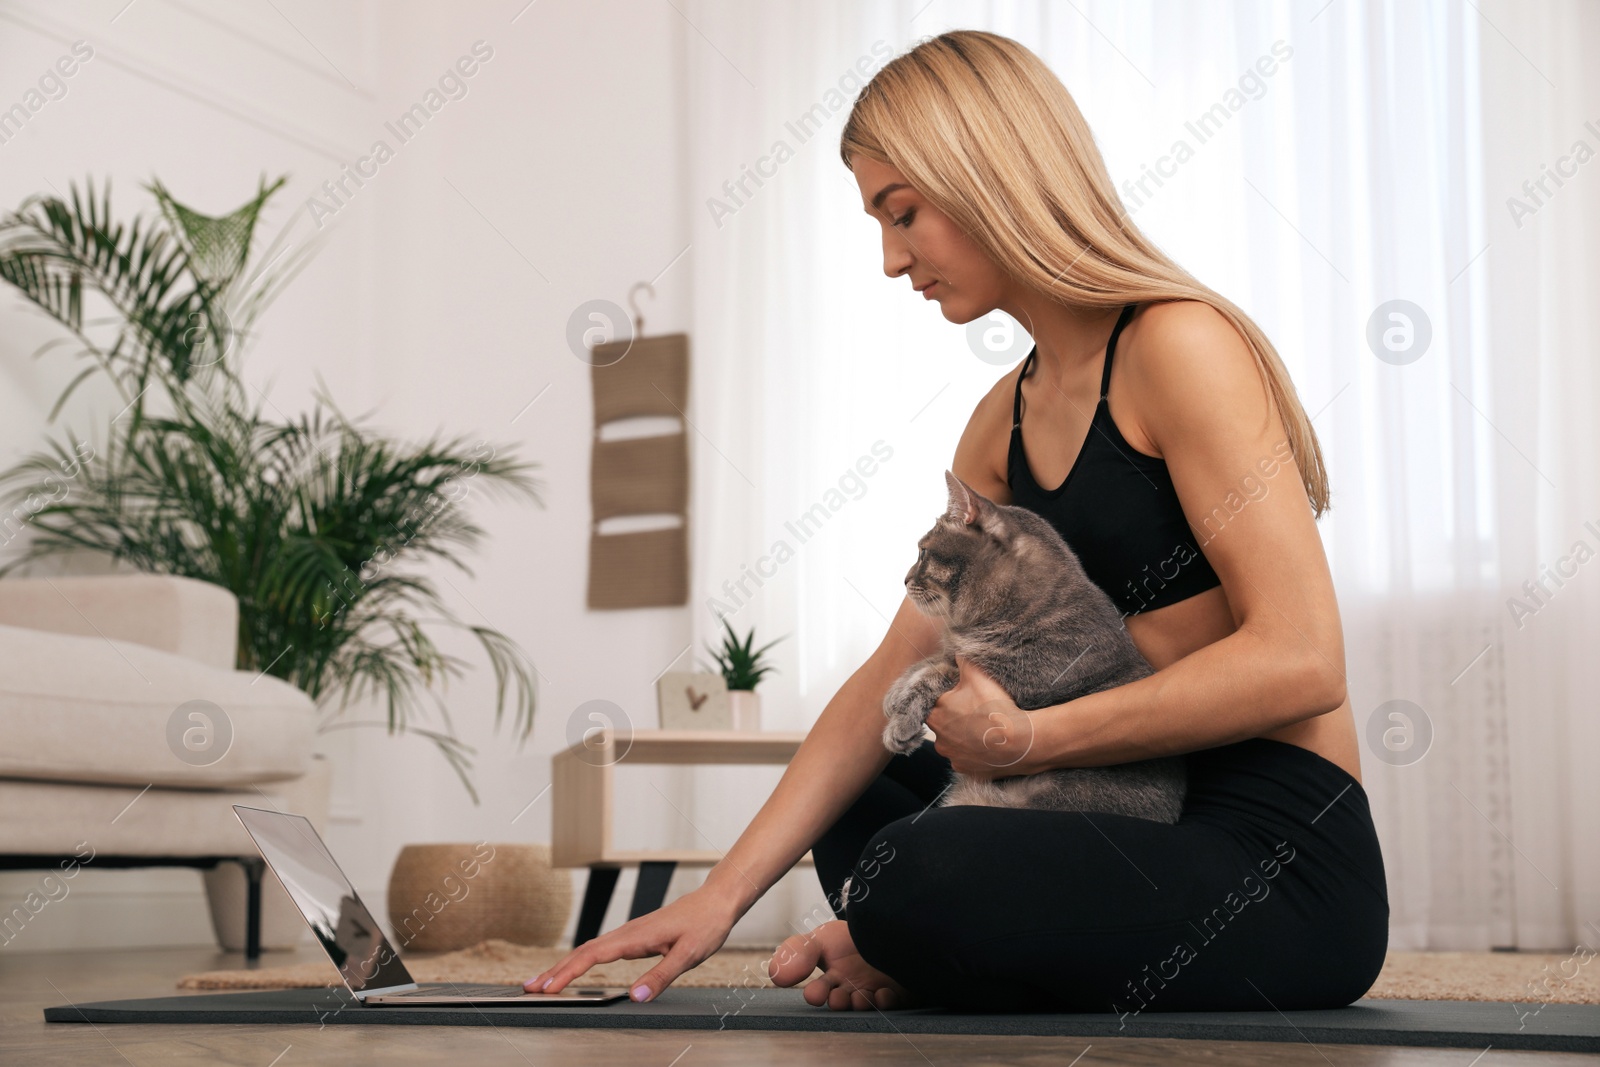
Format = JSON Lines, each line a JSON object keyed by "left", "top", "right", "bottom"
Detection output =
{"left": 179, "top": 942, "right": 1598, "bottom": 1004}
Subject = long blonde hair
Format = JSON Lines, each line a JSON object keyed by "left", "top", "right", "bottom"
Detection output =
{"left": 840, "top": 30, "right": 1331, "bottom": 517}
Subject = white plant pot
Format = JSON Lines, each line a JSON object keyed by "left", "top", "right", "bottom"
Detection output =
{"left": 728, "top": 689, "right": 762, "bottom": 732}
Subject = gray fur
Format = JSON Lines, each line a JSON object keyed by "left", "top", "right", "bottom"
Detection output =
{"left": 881, "top": 470, "right": 1187, "bottom": 822}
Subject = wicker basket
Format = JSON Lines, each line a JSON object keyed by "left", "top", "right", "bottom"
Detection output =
{"left": 386, "top": 843, "right": 572, "bottom": 952}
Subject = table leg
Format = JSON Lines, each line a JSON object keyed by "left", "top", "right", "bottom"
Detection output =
{"left": 628, "top": 860, "right": 677, "bottom": 920}
{"left": 573, "top": 866, "right": 621, "bottom": 947}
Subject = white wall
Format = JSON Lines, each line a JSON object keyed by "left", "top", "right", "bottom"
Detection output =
{"left": 0, "top": 0, "right": 825, "bottom": 952}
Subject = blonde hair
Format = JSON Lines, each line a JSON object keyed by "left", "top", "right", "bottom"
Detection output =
{"left": 840, "top": 30, "right": 1331, "bottom": 517}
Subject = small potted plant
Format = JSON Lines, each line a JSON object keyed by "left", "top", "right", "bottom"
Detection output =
{"left": 700, "top": 618, "right": 785, "bottom": 732}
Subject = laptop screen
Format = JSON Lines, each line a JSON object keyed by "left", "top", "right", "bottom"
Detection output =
{"left": 232, "top": 805, "right": 415, "bottom": 995}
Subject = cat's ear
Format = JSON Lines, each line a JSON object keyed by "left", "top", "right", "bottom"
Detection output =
{"left": 943, "top": 470, "right": 974, "bottom": 524}
{"left": 944, "top": 470, "right": 1005, "bottom": 531}
{"left": 943, "top": 469, "right": 982, "bottom": 525}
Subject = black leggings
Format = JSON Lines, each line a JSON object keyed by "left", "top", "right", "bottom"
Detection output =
{"left": 812, "top": 737, "right": 1389, "bottom": 1014}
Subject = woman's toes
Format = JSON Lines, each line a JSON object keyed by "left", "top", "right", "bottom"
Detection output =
{"left": 772, "top": 918, "right": 916, "bottom": 1011}
{"left": 802, "top": 973, "right": 836, "bottom": 1007}
{"left": 828, "top": 982, "right": 855, "bottom": 1011}
{"left": 768, "top": 931, "right": 824, "bottom": 987}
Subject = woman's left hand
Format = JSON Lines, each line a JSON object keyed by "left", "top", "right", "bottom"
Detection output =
{"left": 925, "top": 655, "right": 1035, "bottom": 778}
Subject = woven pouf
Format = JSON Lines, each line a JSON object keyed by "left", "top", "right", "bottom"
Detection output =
{"left": 386, "top": 843, "right": 572, "bottom": 952}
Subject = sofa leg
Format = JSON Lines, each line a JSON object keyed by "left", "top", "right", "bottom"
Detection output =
{"left": 236, "top": 857, "right": 266, "bottom": 963}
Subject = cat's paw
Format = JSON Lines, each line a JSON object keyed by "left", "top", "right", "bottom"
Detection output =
{"left": 881, "top": 676, "right": 918, "bottom": 719}
{"left": 881, "top": 712, "right": 927, "bottom": 755}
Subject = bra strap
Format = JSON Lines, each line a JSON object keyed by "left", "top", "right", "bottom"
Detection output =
{"left": 1015, "top": 303, "right": 1134, "bottom": 427}
{"left": 1100, "top": 303, "right": 1138, "bottom": 399}
{"left": 1012, "top": 348, "right": 1035, "bottom": 429}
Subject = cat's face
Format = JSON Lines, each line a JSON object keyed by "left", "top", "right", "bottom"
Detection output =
{"left": 905, "top": 471, "right": 1033, "bottom": 617}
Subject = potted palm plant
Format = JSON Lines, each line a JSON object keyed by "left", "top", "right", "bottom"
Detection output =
{"left": 700, "top": 617, "right": 785, "bottom": 732}
{"left": 0, "top": 175, "right": 542, "bottom": 796}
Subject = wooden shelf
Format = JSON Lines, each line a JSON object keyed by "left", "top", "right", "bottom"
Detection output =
{"left": 552, "top": 727, "right": 820, "bottom": 943}
{"left": 551, "top": 729, "right": 810, "bottom": 869}
{"left": 565, "top": 728, "right": 807, "bottom": 766}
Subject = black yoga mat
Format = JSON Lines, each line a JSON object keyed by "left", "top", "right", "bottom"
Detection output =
{"left": 42, "top": 987, "right": 1600, "bottom": 1053}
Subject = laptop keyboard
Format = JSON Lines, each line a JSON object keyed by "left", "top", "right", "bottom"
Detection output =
{"left": 385, "top": 984, "right": 528, "bottom": 998}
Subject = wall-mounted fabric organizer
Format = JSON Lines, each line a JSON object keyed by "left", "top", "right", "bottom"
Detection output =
{"left": 586, "top": 332, "right": 691, "bottom": 609}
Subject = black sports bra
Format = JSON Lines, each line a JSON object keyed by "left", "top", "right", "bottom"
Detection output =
{"left": 1007, "top": 303, "right": 1222, "bottom": 616}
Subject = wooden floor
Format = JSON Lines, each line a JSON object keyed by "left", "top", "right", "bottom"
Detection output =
{"left": 0, "top": 944, "right": 1591, "bottom": 1066}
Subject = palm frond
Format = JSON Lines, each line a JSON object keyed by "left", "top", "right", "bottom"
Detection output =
{"left": 0, "top": 173, "right": 546, "bottom": 802}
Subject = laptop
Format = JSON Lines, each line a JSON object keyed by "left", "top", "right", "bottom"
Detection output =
{"left": 231, "top": 805, "right": 628, "bottom": 1005}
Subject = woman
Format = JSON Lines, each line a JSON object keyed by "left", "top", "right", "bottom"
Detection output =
{"left": 528, "top": 30, "right": 1387, "bottom": 1013}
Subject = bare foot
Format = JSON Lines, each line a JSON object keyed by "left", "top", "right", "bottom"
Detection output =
{"left": 767, "top": 919, "right": 918, "bottom": 1011}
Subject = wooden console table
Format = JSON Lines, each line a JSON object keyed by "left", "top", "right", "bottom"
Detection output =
{"left": 551, "top": 728, "right": 811, "bottom": 946}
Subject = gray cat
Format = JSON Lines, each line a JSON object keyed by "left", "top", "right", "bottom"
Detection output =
{"left": 880, "top": 470, "right": 1187, "bottom": 821}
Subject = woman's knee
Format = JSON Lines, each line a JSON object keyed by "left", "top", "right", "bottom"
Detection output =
{"left": 840, "top": 812, "right": 958, "bottom": 934}
{"left": 834, "top": 832, "right": 900, "bottom": 915}
{"left": 812, "top": 774, "right": 922, "bottom": 914}
{"left": 838, "top": 818, "right": 932, "bottom": 989}
{"left": 842, "top": 812, "right": 1044, "bottom": 1009}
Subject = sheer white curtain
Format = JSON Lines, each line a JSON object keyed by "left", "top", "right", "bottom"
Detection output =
{"left": 1458, "top": 0, "right": 1599, "bottom": 952}
{"left": 681, "top": 0, "right": 1598, "bottom": 950}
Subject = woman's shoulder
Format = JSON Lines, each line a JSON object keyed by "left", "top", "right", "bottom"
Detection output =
{"left": 1122, "top": 300, "right": 1257, "bottom": 379}
{"left": 1124, "top": 300, "right": 1250, "bottom": 366}
{"left": 1117, "top": 299, "right": 1269, "bottom": 448}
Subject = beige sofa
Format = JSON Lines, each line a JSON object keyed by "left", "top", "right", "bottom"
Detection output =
{"left": 0, "top": 573, "right": 329, "bottom": 957}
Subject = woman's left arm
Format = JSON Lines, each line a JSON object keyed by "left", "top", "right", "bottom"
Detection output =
{"left": 929, "top": 301, "right": 1348, "bottom": 777}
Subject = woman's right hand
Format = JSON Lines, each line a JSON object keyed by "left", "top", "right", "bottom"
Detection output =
{"left": 523, "top": 883, "right": 742, "bottom": 1002}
